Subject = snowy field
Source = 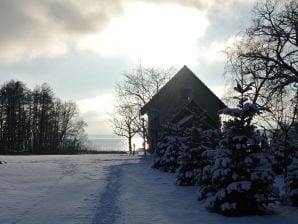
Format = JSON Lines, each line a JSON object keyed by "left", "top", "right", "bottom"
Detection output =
{"left": 0, "top": 155, "right": 298, "bottom": 224}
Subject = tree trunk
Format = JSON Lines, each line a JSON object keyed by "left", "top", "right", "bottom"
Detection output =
{"left": 141, "top": 118, "right": 147, "bottom": 157}
{"left": 128, "top": 136, "right": 132, "bottom": 155}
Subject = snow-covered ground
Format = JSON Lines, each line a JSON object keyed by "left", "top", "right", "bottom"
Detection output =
{"left": 0, "top": 155, "right": 297, "bottom": 224}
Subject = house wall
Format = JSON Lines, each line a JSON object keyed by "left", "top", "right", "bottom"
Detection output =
{"left": 142, "top": 66, "right": 225, "bottom": 152}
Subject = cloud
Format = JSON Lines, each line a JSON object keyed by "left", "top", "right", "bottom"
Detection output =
{"left": 77, "top": 93, "right": 115, "bottom": 134}
{"left": 133, "top": 0, "right": 257, "bottom": 13}
{"left": 77, "top": 2, "right": 210, "bottom": 66}
{"left": 0, "top": 0, "right": 257, "bottom": 63}
{"left": 199, "top": 35, "right": 242, "bottom": 63}
{"left": 0, "top": 0, "right": 258, "bottom": 136}
{"left": 77, "top": 93, "right": 115, "bottom": 114}
{"left": 0, "top": 0, "right": 123, "bottom": 62}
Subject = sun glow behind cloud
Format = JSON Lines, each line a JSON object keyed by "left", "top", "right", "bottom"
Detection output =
{"left": 0, "top": 0, "right": 261, "bottom": 136}
{"left": 78, "top": 2, "right": 209, "bottom": 66}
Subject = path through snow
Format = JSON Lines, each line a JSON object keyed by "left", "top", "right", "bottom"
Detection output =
{"left": 0, "top": 155, "right": 128, "bottom": 224}
{"left": 1, "top": 155, "right": 298, "bottom": 224}
{"left": 92, "top": 165, "right": 121, "bottom": 224}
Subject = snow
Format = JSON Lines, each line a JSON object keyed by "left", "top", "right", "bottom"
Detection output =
{"left": 245, "top": 157, "right": 253, "bottom": 164}
{"left": 0, "top": 155, "right": 298, "bottom": 224}
{"left": 233, "top": 135, "right": 245, "bottom": 141}
{"left": 233, "top": 143, "right": 240, "bottom": 150}
{"left": 221, "top": 157, "right": 231, "bottom": 167}
{"left": 227, "top": 181, "right": 252, "bottom": 193}
{"left": 221, "top": 202, "right": 236, "bottom": 211}
{"left": 247, "top": 138, "right": 255, "bottom": 145}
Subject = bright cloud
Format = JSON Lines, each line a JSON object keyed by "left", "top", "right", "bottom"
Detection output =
{"left": 0, "top": 0, "right": 253, "bottom": 64}
{"left": 78, "top": 2, "right": 209, "bottom": 66}
{"left": 0, "top": 0, "right": 258, "bottom": 135}
{"left": 199, "top": 35, "right": 242, "bottom": 63}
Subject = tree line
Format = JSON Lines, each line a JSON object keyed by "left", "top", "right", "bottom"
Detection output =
{"left": 0, "top": 80, "right": 87, "bottom": 154}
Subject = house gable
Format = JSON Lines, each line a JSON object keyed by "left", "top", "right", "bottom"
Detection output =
{"left": 140, "top": 65, "right": 225, "bottom": 126}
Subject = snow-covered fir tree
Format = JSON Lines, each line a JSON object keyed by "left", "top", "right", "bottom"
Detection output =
{"left": 176, "top": 125, "right": 208, "bottom": 186}
{"left": 284, "top": 123, "right": 298, "bottom": 206}
{"left": 285, "top": 149, "right": 298, "bottom": 206}
{"left": 153, "top": 101, "right": 212, "bottom": 174}
{"left": 176, "top": 112, "right": 218, "bottom": 186}
{"left": 205, "top": 80, "right": 278, "bottom": 216}
{"left": 197, "top": 129, "right": 219, "bottom": 200}
{"left": 152, "top": 125, "right": 181, "bottom": 172}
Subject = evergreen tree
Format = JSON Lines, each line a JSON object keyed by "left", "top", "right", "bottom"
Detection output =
{"left": 285, "top": 150, "right": 298, "bottom": 206}
{"left": 176, "top": 126, "right": 206, "bottom": 186}
{"left": 284, "top": 123, "right": 298, "bottom": 206}
{"left": 176, "top": 112, "right": 218, "bottom": 186}
{"left": 197, "top": 129, "right": 219, "bottom": 200}
{"left": 152, "top": 125, "right": 181, "bottom": 172}
{"left": 206, "top": 80, "right": 278, "bottom": 216}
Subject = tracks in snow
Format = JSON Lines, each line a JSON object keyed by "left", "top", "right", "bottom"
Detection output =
{"left": 92, "top": 165, "right": 122, "bottom": 224}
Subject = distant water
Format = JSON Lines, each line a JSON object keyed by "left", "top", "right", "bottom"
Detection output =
{"left": 87, "top": 135, "right": 144, "bottom": 152}
{"left": 87, "top": 136, "right": 126, "bottom": 151}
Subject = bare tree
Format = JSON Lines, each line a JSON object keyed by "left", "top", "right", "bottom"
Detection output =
{"left": 112, "top": 63, "right": 172, "bottom": 154}
{"left": 241, "top": 0, "right": 297, "bottom": 92}
{"left": 115, "top": 64, "right": 172, "bottom": 107}
{"left": 225, "top": 0, "right": 298, "bottom": 126}
{"left": 110, "top": 97, "right": 139, "bottom": 154}
{"left": 263, "top": 88, "right": 297, "bottom": 178}
{"left": 224, "top": 0, "right": 298, "bottom": 191}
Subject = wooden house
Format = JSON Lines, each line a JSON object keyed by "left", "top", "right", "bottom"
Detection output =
{"left": 140, "top": 65, "right": 225, "bottom": 152}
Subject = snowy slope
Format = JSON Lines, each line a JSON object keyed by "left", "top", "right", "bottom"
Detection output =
{"left": 0, "top": 155, "right": 134, "bottom": 224}
{"left": 0, "top": 155, "right": 298, "bottom": 224}
{"left": 116, "top": 157, "right": 298, "bottom": 224}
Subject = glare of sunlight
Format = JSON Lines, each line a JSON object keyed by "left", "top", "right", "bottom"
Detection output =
{"left": 78, "top": 2, "right": 210, "bottom": 66}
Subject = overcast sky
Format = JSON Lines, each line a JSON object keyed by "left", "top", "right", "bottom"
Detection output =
{"left": 0, "top": 0, "right": 257, "bottom": 135}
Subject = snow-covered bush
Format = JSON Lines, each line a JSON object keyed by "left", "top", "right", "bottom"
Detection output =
{"left": 284, "top": 125, "right": 298, "bottom": 206}
{"left": 153, "top": 102, "right": 216, "bottom": 174}
{"left": 205, "top": 81, "right": 278, "bottom": 216}
{"left": 176, "top": 126, "right": 213, "bottom": 186}
{"left": 197, "top": 129, "right": 219, "bottom": 199}
{"left": 284, "top": 150, "right": 298, "bottom": 206}
{"left": 152, "top": 126, "right": 182, "bottom": 172}
{"left": 172, "top": 101, "right": 219, "bottom": 185}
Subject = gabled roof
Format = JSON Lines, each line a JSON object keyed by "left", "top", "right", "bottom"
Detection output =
{"left": 140, "top": 65, "right": 225, "bottom": 115}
